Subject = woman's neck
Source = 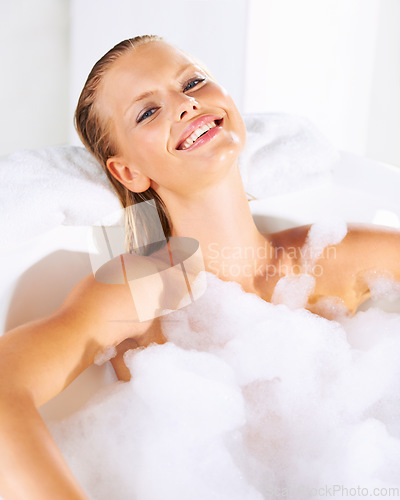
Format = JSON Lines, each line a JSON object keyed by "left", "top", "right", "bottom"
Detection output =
{"left": 164, "top": 164, "right": 276, "bottom": 288}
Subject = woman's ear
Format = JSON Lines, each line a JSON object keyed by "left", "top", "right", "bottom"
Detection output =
{"left": 106, "top": 157, "right": 151, "bottom": 193}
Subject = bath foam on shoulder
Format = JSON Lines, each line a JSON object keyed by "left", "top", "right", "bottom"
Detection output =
{"left": 301, "top": 217, "right": 347, "bottom": 273}
{"left": 365, "top": 273, "right": 400, "bottom": 301}
{"left": 306, "top": 295, "right": 351, "bottom": 321}
{"left": 47, "top": 272, "right": 400, "bottom": 500}
{"left": 271, "top": 273, "right": 316, "bottom": 310}
{"left": 357, "top": 272, "right": 400, "bottom": 315}
{"left": 270, "top": 218, "right": 347, "bottom": 313}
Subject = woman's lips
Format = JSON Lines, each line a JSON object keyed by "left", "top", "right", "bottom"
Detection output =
{"left": 176, "top": 118, "right": 224, "bottom": 152}
{"left": 176, "top": 115, "right": 223, "bottom": 149}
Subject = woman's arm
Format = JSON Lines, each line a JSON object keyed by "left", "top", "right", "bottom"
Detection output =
{"left": 0, "top": 272, "right": 153, "bottom": 499}
{"left": 0, "top": 386, "right": 89, "bottom": 500}
{"left": 0, "top": 312, "right": 96, "bottom": 500}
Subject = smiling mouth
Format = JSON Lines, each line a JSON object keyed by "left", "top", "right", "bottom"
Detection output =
{"left": 177, "top": 119, "right": 223, "bottom": 150}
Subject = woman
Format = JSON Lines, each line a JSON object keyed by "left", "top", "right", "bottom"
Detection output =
{"left": 0, "top": 35, "right": 399, "bottom": 500}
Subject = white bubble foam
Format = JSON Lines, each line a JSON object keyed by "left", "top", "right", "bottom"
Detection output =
{"left": 366, "top": 274, "right": 400, "bottom": 302}
{"left": 47, "top": 272, "right": 400, "bottom": 499}
{"left": 271, "top": 273, "right": 316, "bottom": 309}
{"left": 301, "top": 218, "right": 347, "bottom": 273}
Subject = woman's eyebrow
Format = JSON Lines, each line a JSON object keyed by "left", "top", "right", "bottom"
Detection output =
{"left": 124, "top": 90, "right": 154, "bottom": 118}
{"left": 123, "top": 63, "right": 196, "bottom": 118}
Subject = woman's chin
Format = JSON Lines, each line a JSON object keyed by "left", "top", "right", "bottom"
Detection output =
{"left": 213, "top": 135, "right": 244, "bottom": 164}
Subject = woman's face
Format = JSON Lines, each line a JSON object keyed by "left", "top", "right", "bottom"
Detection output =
{"left": 99, "top": 41, "right": 246, "bottom": 200}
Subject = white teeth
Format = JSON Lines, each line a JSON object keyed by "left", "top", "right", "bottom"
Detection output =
{"left": 180, "top": 121, "right": 217, "bottom": 150}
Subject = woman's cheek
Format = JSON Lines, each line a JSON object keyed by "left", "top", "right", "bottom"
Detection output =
{"left": 134, "top": 128, "right": 168, "bottom": 176}
{"left": 135, "top": 127, "right": 162, "bottom": 156}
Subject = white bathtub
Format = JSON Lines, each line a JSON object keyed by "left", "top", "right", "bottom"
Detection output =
{"left": 1, "top": 150, "right": 399, "bottom": 423}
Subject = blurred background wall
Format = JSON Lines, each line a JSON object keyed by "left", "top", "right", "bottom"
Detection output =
{"left": 245, "top": 0, "right": 400, "bottom": 167}
{"left": 1, "top": 0, "right": 399, "bottom": 167}
{"left": 0, "top": 0, "right": 69, "bottom": 155}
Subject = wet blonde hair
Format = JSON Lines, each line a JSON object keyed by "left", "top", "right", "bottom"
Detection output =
{"left": 74, "top": 35, "right": 172, "bottom": 253}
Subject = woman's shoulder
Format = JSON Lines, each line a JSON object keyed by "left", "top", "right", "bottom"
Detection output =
{"left": 69, "top": 256, "right": 167, "bottom": 382}
{"left": 60, "top": 258, "right": 149, "bottom": 346}
{"left": 263, "top": 222, "right": 386, "bottom": 284}
{"left": 264, "top": 223, "right": 400, "bottom": 314}
{"left": 266, "top": 224, "right": 311, "bottom": 251}
{"left": 266, "top": 222, "right": 400, "bottom": 258}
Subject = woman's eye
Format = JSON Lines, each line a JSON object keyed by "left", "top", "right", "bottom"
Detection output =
{"left": 184, "top": 78, "right": 205, "bottom": 92}
{"left": 137, "top": 108, "right": 157, "bottom": 123}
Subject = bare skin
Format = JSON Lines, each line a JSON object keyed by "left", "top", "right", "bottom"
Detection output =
{"left": 109, "top": 223, "right": 400, "bottom": 380}
{"left": 0, "top": 39, "right": 399, "bottom": 499}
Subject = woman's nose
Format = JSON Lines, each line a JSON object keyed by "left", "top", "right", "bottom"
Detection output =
{"left": 177, "top": 95, "right": 199, "bottom": 120}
